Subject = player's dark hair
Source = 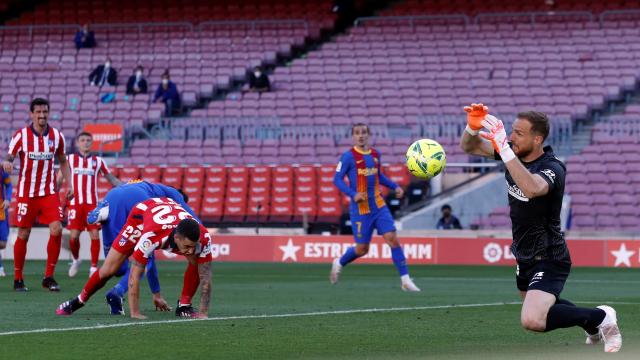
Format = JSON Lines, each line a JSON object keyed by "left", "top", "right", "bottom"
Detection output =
{"left": 176, "top": 218, "right": 200, "bottom": 242}
{"left": 30, "top": 98, "right": 49, "bottom": 112}
{"left": 517, "top": 111, "right": 550, "bottom": 141}
{"left": 441, "top": 204, "right": 452, "bottom": 211}
{"left": 177, "top": 188, "right": 189, "bottom": 203}
{"left": 76, "top": 131, "right": 93, "bottom": 139}
{"left": 351, "top": 123, "right": 369, "bottom": 135}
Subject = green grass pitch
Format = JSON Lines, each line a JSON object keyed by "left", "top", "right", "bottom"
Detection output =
{"left": 0, "top": 261, "right": 639, "bottom": 359}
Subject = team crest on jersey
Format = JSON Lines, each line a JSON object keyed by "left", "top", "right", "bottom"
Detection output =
{"left": 48, "top": 139, "right": 54, "bottom": 148}
{"left": 540, "top": 169, "right": 556, "bottom": 183}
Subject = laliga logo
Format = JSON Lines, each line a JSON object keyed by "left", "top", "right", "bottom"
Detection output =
{"left": 483, "top": 243, "right": 502, "bottom": 263}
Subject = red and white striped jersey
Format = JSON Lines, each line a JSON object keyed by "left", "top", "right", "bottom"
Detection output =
{"left": 8, "top": 125, "right": 66, "bottom": 198}
{"left": 68, "top": 153, "right": 111, "bottom": 205}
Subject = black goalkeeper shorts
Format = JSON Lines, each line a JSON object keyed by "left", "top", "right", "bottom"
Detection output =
{"left": 516, "top": 260, "right": 571, "bottom": 298}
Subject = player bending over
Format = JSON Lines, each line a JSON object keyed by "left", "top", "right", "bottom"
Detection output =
{"left": 460, "top": 103, "right": 621, "bottom": 353}
{"left": 88, "top": 180, "right": 196, "bottom": 315}
{"left": 331, "top": 123, "right": 420, "bottom": 292}
{"left": 59, "top": 131, "right": 122, "bottom": 277}
{"left": 57, "top": 197, "right": 212, "bottom": 319}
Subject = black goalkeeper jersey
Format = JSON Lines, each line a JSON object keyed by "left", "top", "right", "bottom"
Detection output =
{"left": 498, "top": 146, "right": 571, "bottom": 265}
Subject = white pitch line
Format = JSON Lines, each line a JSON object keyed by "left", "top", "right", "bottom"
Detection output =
{"left": 0, "top": 301, "right": 520, "bottom": 337}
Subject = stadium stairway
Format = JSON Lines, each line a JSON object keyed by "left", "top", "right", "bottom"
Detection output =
{"left": 179, "top": 0, "right": 398, "bottom": 116}
{"left": 397, "top": 170, "right": 506, "bottom": 230}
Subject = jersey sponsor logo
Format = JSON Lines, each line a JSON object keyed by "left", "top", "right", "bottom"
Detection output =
{"left": 357, "top": 167, "right": 378, "bottom": 176}
{"left": 540, "top": 169, "right": 556, "bottom": 183}
{"left": 73, "top": 168, "right": 95, "bottom": 176}
{"left": 27, "top": 152, "right": 54, "bottom": 160}
{"left": 506, "top": 181, "right": 529, "bottom": 202}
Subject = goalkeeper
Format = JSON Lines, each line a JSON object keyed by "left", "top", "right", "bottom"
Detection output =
{"left": 460, "top": 104, "right": 621, "bottom": 353}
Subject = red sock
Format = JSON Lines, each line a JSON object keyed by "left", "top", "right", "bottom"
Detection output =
{"left": 45, "top": 234, "right": 62, "bottom": 278}
{"left": 13, "top": 237, "right": 28, "bottom": 280}
{"left": 179, "top": 262, "right": 199, "bottom": 304}
{"left": 90, "top": 238, "right": 100, "bottom": 267}
{"left": 79, "top": 270, "right": 109, "bottom": 303}
{"left": 69, "top": 237, "right": 80, "bottom": 260}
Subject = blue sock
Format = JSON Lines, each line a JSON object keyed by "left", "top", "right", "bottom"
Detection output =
{"left": 339, "top": 247, "right": 359, "bottom": 267}
{"left": 391, "top": 246, "right": 409, "bottom": 276}
{"left": 146, "top": 257, "right": 161, "bottom": 294}
{"left": 112, "top": 274, "right": 128, "bottom": 297}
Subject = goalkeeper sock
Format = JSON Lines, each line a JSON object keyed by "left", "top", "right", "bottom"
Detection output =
{"left": 391, "top": 246, "right": 409, "bottom": 276}
{"left": 544, "top": 305, "right": 605, "bottom": 332}
{"left": 556, "top": 298, "right": 575, "bottom": 307}
{"left": 339, "top": 247, "right": 359, "bottom": 267}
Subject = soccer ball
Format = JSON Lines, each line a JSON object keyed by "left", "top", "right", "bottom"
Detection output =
{"left": 405, "top": 139, "right": 446, "bottom": 179}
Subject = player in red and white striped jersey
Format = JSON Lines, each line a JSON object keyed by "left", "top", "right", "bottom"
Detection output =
{"left": 2, "top": 98, "right": 73, "bottom": 292}
{"left": 60, "top": 132, "right": 122, "bottom": 278}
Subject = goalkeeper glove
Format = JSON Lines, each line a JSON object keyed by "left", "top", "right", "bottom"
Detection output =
{"left": 479, "top": 115, "right": 516, "bottom": 163}
{"left": 463, "top": 103, "right": 488, "bottom": 136}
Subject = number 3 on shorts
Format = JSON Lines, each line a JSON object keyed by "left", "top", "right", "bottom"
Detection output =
{"left": 67, "top": 209, "right": 76, "bottom": 220}
{"left": 18, "top": 203, "right": 28, "bottom": 216}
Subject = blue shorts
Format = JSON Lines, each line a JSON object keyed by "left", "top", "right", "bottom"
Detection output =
{"left": 350, "top": 207, "right": 396, "bottom": 244}
{"left": 0, "top": 210, "right": 9, "bottom": 241}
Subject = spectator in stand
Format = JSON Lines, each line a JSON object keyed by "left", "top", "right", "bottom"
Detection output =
{"left": 436, "top": 204, "right": 463, "bottom": 230}
{"left": 89, "top": 57, "right": 117, "bottom": 88}
{"left": 126, "top": 66, "right": 148, "bottom": 95}
{"left": 153, "top": 72, "right": 181, "bottom": 116}
{"left": 247, "top": 66, "right": 271, "bottom": 93}
{"left": 74, "top": 24, "right": 96, "bottom": 50}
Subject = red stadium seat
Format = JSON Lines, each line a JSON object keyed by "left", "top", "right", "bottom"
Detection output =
{"left": 119, "top": 166, "right": 140, "bottom": 182}
{"left": 200, "top": 196, "right": 223, "bottom": 222}
{"left": 140, "top": 166, "right": 161, "bottom": 183}
{"left": 384, "top": 164, "right": 410, "bottom": 188}
{"left": 270, "top": 195, "right": 293, "bottom": 222}
{"left": 294, "top": 194, "right": 317, "bottom": 222}
{"left": 294, "top": 165, "right": 316, "bottom": 184}
{"left": 247, "top": 192, "right": 270, "bottom": 222}
{"left": 223, "top": 195, "right": 247, "bottom": 222}
{"left": 162, "top": 166, "right": 184, "bottom": 188}
{"left": 184, "top": 166, "right": 205, "bottom": 182}
{"left": 205, "top": 166, "right": 227, "bottom": 185}
{"left": 317, "top": 165, "right": 335, "bottom": 185}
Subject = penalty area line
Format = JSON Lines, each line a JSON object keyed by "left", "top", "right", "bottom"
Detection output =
{"left": 0, "top": 301, "right": 520, "bottom": 337}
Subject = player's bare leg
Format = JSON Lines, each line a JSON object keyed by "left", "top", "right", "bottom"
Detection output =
{"left": 520, "top": 290, "right": 556, "bottom": 332}
{"left": 382, "top": 232, "right": 420, "bottom": 292}
{"left": 330, "top": 243, "right": 368, "bottom": 284}
{"left": 13, "top": 227, "right": 31, "bottom": 291}
{"left": 68, "top": 229, "right": 82, "bottom": 277}
{"left": 56, "top": 249, "right": 129, "bottom": 315}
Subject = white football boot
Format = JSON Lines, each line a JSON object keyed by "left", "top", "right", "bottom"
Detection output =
{"left": 0, "top": 266, "right": 5, "bottom": 277}
{"left": 401, "top": 275, "right": 421, "bottom": 292}
{"left": 329, "top": 258, "right": 342, "bottom": 284}
{"left": 596, "top": 305, "right": 622, "bottom": 352}
{"left": 68, "top": 259, "right": 81, "bottom": 277}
